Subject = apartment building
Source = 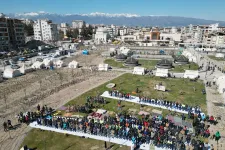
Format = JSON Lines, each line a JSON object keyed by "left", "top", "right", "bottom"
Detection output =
{"left": 33, "top": 19, "right": 58, "bottom": 41}
{"left": 60, "top": 23, "right": 69, "bottom": 36}
{"left": 0, "top": 13, "right": 25, "bottom": 51}
{"left": 72, "top": 20, "right": 85, "bottom": 29}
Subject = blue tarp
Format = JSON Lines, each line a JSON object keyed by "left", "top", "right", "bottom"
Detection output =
{"left": 159, "top": 50, "right": 164, "bottom": 54}
{"left": 82, "top": 50, "right": 89, "bottom": 55}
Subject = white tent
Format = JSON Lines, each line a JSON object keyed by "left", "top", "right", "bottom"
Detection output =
{"left": 183, "top": 70, "right": 199, "bottom": 79}
{"left": 98, "top": 64, "right": 109, "bottom": 71}
{"left": 215, "top": 53, "right": 225, "bottom": 58}
{"left": 216, "top": 76, "right": 225, "bottom": 94}
{"left": 155, "top": 68, "right": 168, "bottom": 77}
{"left": 68, "top": 60, "right": 79, "bottom": 68}
{"left": 43, "top": 58, "right": 53, "bottom": 67}
{"left": 118, "top": 46, "right": 130, "bottom": 56}
{"left": 133, "top": 67, "right": 145, "bottom": 75}
{"left": 20, "top": 63, "right": 33, "bottom": 74}
{"left": 54, "top": 60, "right": 65, "bottom": 68}
{"left": 182, "top": 50, "right": 197, "bottom": 63}
{"left": 31, "top": 61, "right": 45, "bottom": 69}
{"left": 3, "top": 69, "right": 21, "bottom": 78}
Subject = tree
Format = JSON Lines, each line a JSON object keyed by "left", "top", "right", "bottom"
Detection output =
{"left": 80, "top": 25, "right": 94, "bottom": 40}
{"left": 59, "top": 31, "right": 64, "bottom": 40}
{"left": 66, "top": 29, "right": 79, "bottom": 39}
{"left": 24, "top": 24, "right": 34, "bottom": 36}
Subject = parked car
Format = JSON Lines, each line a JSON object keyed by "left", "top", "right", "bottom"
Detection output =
{"left": 19, "top": 57, "right": 27, "bottom": 61}
{"left": 11, "top": 64, "right": 20, "bottom": 69}
{"left": 36, "top": 58, "right": 43, "bottom": 62}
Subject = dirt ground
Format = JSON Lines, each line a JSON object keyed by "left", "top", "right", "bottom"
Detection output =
{"left": 0, "top": 51, "right": 124, "bottom": 150}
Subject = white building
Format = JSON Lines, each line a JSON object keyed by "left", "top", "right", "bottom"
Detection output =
{"left": 121, "top": 35, "right": 137, "bottom": 41}
{"left": 33, "top": 19, "right": 58, "bottom": 41}
{"left": 60, "top": 23, "right": 69, "bottom": 36}
{"left": 160, "top": 33, "right": 182, "bottom": 42}
{"left": 119, "top": 28, "right": 128, "bottom": 36}
{"left": 94, "top": 28, "right": 110, "bottom": 44}
{"left": 72, "top": 20, "right": 85, "bottom": 29}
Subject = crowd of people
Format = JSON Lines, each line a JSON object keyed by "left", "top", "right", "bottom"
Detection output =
{"left": 66, "top": 96, "right": 107, "bottom": 113}
{"left": 33, "top": 110, "right": 219, "bottom": 150}
{"left": 109, "top": 90, "right": 203, "bottom": 114}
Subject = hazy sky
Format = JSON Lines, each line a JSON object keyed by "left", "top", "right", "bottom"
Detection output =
{"left": 1, "top": 0, "right": 225, "bottom": 21}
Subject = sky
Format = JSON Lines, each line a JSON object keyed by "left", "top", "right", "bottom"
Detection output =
{"left": 1, "top": 0, "right": 225, "bottom": 21}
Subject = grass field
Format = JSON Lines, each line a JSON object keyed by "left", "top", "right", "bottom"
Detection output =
{"left": 104, "top": 59, "right": 125, "bottom": 68}
{"left": 21, "top": 129, "right": 129, "bottom": 150}
{"left": 208, "top": 55, "right": 225, "bottom": 61}
{"left": 104, "top": 59, "right": 158, "bottom": 69}
{"left": 172, "top": 63, "right": 199, "bottom": 73}
{"left": 67, "top": 73, "right": 207, "bottom": 113}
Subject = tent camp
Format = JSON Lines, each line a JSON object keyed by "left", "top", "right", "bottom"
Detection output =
{"left": 3, "top": 69, "right": 21, "bottom": 78}
{"left": 98, "top": 64, "right": 109, "bottom": 71}
{"left": 54, "top": 60, "right": 65, "bottom": 68}
{"left": 31, "top": 61, "right": 45, "bottom": 69}
{"left": 182, "top": 51, "right": 197, "bottom": 63}
{"left": 155, "top": 68, "right": 168, "bottom": 77}
{"left": 183, "top": 70, "right": 199, "bottom": 79}
{"left": 216, "top": 76, "right": 225, "bottom": 94}
{"left": 133, "top": 67, "right": 145, "bottom": 75}
{"left": 215, "top": 53, "right": 225, "bottom": 58}
{"left": 68, "top": 60, "right": 79, "bottom": 68}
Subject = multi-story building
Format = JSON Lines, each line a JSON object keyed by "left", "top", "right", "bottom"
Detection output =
{"left": 60, "top": 23, "right": 69, "bottom": 36}
{"left": 94, "top": 27, "right": 110, "bottom": 44}
{"left": 0, "top": 13, "right": 25, "bottom": 51}
{"left": 72, "top": 20, "right": 85, "bottom": 29}
{"left": 33, "top": 19, "right": 58, "bottom": 41}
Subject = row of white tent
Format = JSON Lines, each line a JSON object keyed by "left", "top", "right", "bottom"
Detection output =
{"left": 214, "top": 76, "right": 225, "bottom": 94}
{"left": 132, "top": 67, "right": 199, "bottom": 79}
{"left": 31, "top": 59, "right": 67, "bottom": 69}
{"left": 195, "top": 48, "right": 217, "bottom": 52}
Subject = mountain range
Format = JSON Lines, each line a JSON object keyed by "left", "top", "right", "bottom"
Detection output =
{"left": 6, "top": 12, "right": 225, "bottom": 27}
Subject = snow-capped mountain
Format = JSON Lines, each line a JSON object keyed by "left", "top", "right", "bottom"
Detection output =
{"left": 6, "top": 12, "right": 225, "bottom": 27}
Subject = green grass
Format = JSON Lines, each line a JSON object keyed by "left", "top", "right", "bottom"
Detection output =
{"left": 138, "top": 59, "right": 158, "bottom": 69}
{"left": 104, "top": 59, "right": 158, "bottom": 69}
{"left": 104, "top": 59, "right": 125, "bottom": 68}
{"left": 208, "top": 55, "right": 225, "bottom": 61}
{"left": 172, "top": 63, "right": 199, "bottom": 73}
{"left": 21, "top": 129, "right": 129, "bottom": 150}
{"left": 67, "top": 73, "right": 207, "bottom": 113}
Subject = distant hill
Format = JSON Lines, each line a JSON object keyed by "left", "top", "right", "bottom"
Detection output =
{"left": 7, "top": 12, "right": 225, "bottom": 27}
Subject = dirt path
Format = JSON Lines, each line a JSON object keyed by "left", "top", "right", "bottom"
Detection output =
{"left": 0, "top": 71, "right": 124, "bottom": 150}
{"left": 192, "top": 49, "right": 225, "bottom": 150}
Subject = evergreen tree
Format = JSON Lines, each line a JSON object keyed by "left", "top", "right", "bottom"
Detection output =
{"left": 24, "top": 24, "right": 34, "bottom": 36}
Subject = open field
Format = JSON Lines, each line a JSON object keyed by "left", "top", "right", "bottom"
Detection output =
{"left": 104, "top": 59, "right": 158, "bottom": 69}
{"left": 67, "top": 73, "right": 207, "bottom": 114}
{"left": 21, "top": 129, "right": 129, "bottom": 150}
{"left": 208, "top": 55, "right": 225, "bottom": 61}
{"left": 172, "top": 62, "right": 199, "bottom": 73}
